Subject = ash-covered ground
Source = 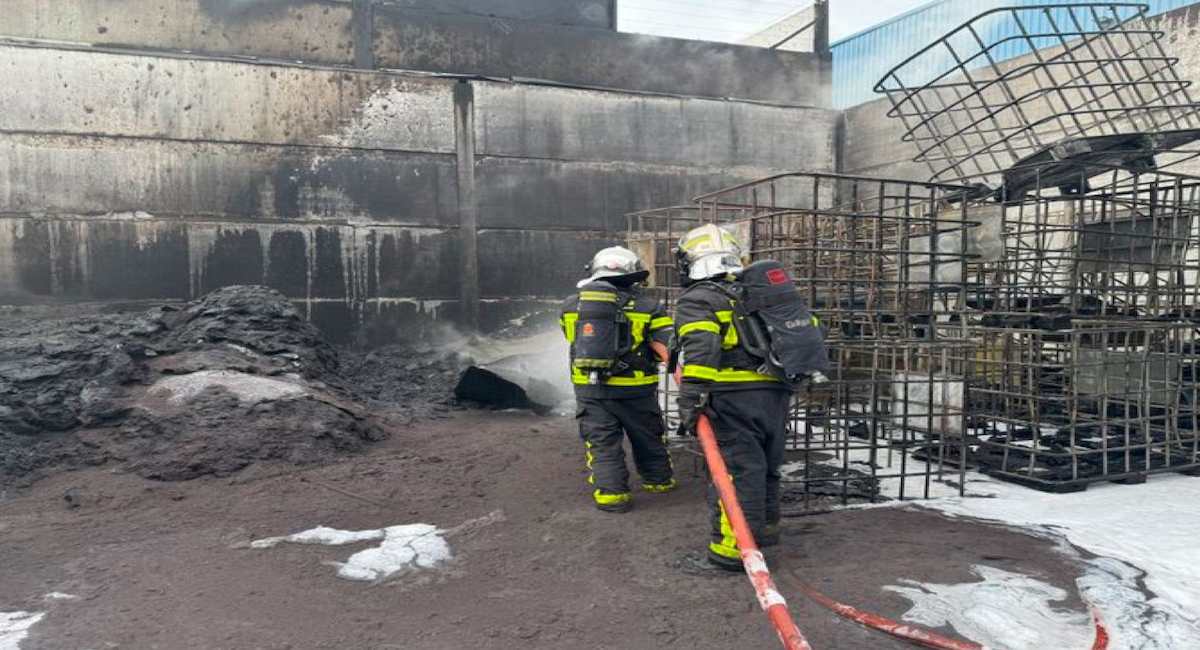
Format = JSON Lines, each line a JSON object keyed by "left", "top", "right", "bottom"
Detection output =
{"left": 0, "top": 286, "right": 514, "bottom": 487}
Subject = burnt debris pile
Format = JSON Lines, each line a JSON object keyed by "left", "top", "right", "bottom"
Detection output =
{"left": 0, "top": 286, "right": 404, "bottom": 485}
{"left": 338, "top": 344, "right": 463, "bottom": 422}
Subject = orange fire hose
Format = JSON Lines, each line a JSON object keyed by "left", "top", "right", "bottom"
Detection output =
{"left": 789, "top": 577, "right": 982, "bottom": 650}
{"left": 1091, "top": 609, "right": 1110, "bottom": 650}
{"left": 696, "top": 414, "right": 813, "bottom": 650}
{"left": 792, "top": 577, "right": 1110, "bottom": 650}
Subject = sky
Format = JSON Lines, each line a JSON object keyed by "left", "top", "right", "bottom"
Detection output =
{"left": 618, "top": 0, "right": 930, "bottom": 44}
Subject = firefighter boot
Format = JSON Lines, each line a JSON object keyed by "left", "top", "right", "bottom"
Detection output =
{"left": 594, "top": 491, "right": 633, "bottom": 513}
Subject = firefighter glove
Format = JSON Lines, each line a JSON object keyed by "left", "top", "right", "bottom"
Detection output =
{"left": 676, "top": 384, "right": 710, "bottom": 437}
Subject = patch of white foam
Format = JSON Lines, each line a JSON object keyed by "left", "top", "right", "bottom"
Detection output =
{"left": 884, "top": 565, "right": 1094, "bottom": 650}
{"left": 1075, "top": 555, "right": 1198, "bottom": 650}
{"left": 918, "top": 476, "right": 1200, "bottom": 649}
{"left": 0, "top": 611, "right": 45, "bottom": 650}
{"left": 338, "top": 524, "right": 451, "bottom": 581}
{"left": 150, "top": 370, "right": 307, "bottom": 405}
{"left": 251, "top": 524, "right": 451, "bottom": 582}
{"left": 41, "top": 593, "right": 79, "bottom": 602}
{"left": 250, "top": 526, "right": 384, "bottom": 549}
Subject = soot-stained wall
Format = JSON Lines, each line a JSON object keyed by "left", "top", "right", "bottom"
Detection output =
{"left": 0, "top": 2, "right": 837, "bottom": 345}
{"left": 2, "top": 0, "right": 824, "bottom": 107}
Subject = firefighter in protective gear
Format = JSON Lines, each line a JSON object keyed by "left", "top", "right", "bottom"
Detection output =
{"left": 560, "top": 246, "right": 676, "bottom": 513}
{"left": 672, "top": 225, "right": 791, "bottom": 570}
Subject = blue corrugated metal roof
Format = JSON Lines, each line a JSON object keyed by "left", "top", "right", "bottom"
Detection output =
{"left": 831, "top": 0, "right": 1198, "bottom": 108}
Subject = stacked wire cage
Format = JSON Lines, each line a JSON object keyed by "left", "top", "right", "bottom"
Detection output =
{"left": 626, "top": 173, "right": 979, "bottom": 508}
{"left": 961, "top": 165, "right": 1200, "bottom": 489}
{"left": 625, "top": 206, "right": 710, "bottom": 307}
{"left": 876, "top": 2, "right": 1200, "bottom": 489}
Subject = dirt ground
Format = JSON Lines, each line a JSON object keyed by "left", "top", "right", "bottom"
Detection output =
{"left": 0, "top": 409, "right": 1094, "bottom": 650}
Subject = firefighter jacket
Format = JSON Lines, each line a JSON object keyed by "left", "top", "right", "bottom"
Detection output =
{"left": 674, "top": 279, "right": 788, "bottom": 392}
{"left": 559, "top": 283, "right": 674, "bottom": 399}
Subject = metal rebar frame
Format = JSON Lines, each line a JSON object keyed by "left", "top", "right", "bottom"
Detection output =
{"left": 875, "top": 3, "right": 1200, "bottom": 189}
{"left": 625, "top": 206, "right": 707, "bottom": 307}
{"left": 964, "top": 162, "right": 1200, "bottom": 488}
{"left": 627, "top": 173, "right": 979, "bottom": 508}
{"left": 965, "top": 320, "right": 1199, "bottom": 489}
{"left": 974, "top": 164, "right": 1200, "bottom": 317}
{"left": 628, "top": 166, "right": 1200, "bottom": 495}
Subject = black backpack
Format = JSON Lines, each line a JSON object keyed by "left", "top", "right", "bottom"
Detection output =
{"left": 571, "top": 283, "right": 634, "bottom": 380}
{"left": 727, "top": 260, "right": 831, "bottom": 383}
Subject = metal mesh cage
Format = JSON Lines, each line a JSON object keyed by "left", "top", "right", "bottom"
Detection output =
{"left": 875, "top": 2, "right": 1200, "bottom": 189}
{"left": 971, "top": 163, "right": 1200, "bottom": 318}
{"left": 966, "top": 320, "right": 1199, "bottom": 489}
{"left": 963, "top": 162, "right": 1200, "bottom": 488}
{"left": 628, "top": 173, "right": 979, "bottom": 508}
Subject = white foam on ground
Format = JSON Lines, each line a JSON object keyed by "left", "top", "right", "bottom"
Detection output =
{"left": 916, "top": 476, "right": 1200, "bottom": 649}
{"left": 0, "top": 611, "right": 45, "bottom": 650}
{"left": 150, "top": 370, "right": 307, "bottom": 405}
{"left": 250, "top": 526, "right": 385, "bottom": 549}
{"left": 40, "top": 593, "right": 79, "bottom": 602}
{"left": 251, "top": 524, "right": 451, "bottom": 582}
{"left": 814, "top": 443, "right": 1200, "bottom": 647}
{"left": 884, "top": 565, "right": 1095, "bottom": 650}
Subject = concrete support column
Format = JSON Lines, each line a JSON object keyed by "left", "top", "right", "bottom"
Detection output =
{"left": 454, "top": 80, "right": 480, "bottom": 330}
{"left": 352, "top": 0, "right": 375, "bottom": 69}
{"left": 813, "top": 0, "right": 830, "bottom": 56}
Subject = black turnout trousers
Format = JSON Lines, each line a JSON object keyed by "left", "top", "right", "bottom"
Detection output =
{"left": 576, "top": 394, "right": 673, "bottom": 499}
{"left": 705, "top": 389, "right": 791, "bottom": 559}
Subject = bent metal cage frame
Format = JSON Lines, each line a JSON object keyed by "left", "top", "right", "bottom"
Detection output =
{"left": 627, "top": 172, "right": 981, "bottom": 509}
{"left": 874, "top": 2, "right": 1200, "bottom": 191}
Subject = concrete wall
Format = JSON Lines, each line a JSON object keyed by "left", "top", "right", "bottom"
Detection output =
{"left": 0, "top": 39, "right": 838, "bottom": 344}
{"left": 1, "top": 0, "right": 825, "bottom": 107}
{"left": 0, "top": 42, "right": 463, "bottom": 345}
{"left": 0, "top": 0, "right": 613, "bottom": 65}
{"left": 0, "top": 0, "right": 357, "bottom": 64}
{"left": 377, "top": 0, "right": 615, "bottom": 29}
{"left": 841, "top": 4, "right": 1200, "bottom": 183}
{"left": 470, "top": 82, "right": 838, "bottom": 322}
{"left": 372, "top": 7, "right": 830, "bottom": 107}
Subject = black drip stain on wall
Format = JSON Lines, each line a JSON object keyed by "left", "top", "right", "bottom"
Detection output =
{"left": 202, "top": 229, "right": 266, "bottom": 294}
{"left": 266, "top": 230, "right": 310, "bottom": 296}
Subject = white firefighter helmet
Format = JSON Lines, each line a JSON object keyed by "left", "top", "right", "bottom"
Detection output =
{"left": 677, "top": 224, "right": 744, "bottom": 281}
{"left": 577, "top": 246, "right": 650, "bottom": 288}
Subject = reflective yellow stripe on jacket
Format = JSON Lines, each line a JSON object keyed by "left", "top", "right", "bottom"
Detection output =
{"left": 715, "top": 309, "right": 738, "bottom": 350}
{"left": 570, "top": 368, "right": 659, "bottom": 386}
{"left": 579, "top": 290, "right": 618, "bottom": 302}
{"left": 561, "top": 313, "right": 579, "bottom": 343}
{"left": 681, "top": 365, "right": 778, "bottom": 383}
